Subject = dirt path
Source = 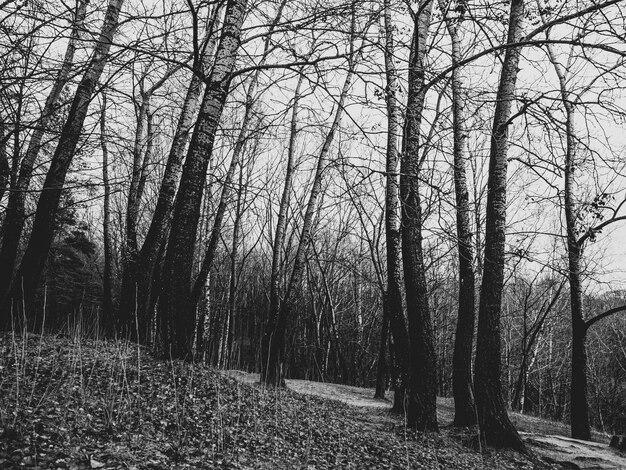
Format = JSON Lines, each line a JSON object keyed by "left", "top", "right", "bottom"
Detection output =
{"left": 223, "top": 370, "right": 625, "bottom": 469}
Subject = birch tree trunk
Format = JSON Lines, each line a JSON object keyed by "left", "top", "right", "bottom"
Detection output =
{"left": 190, "top": 0, "right": 285, "bottom": 309}
{"left": 474, "top": 0, "right": 526, "bottom": 451}
{"left": 2, "top": 0, "right": 124, "bottom": 329}
{"left": 157, "top": 0, "right": 247, "bottom": 359}
{"left": 400, "top": 0, "right": 438, "bottom": 431}
{"left": 381, "top": 0, "right": 410, "bottom": 413}
{"left": 439, "top": 0, "right": 477, "bottom": 427}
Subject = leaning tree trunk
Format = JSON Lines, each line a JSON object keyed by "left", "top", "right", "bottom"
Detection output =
{"left": 120, "top": 7, "right": 223, "bottom": 345}
{"left": 3, "top": 0, "right": 124, "bottom": 329}
{"left": 157, "top": 0, "right": 247, "bottom": 360}
{"left": 381, "top": 0, "right": 410, "bottom": 413}
{"left": 474, "top": 0, "right": 526, "bottom": 451}
{"left": 400, "top": 0, "right": 438, "bottom": 431}
{"left": 0, "top": 0, "right": 87, "bottom": 315}
{"left": 262, "top": 50, "right": 356, "bottom": 387}
{"left": 100, "top": 93, "right": 114, "bottom": 326}
{"left": 439, "top": 0, "right": 477, "bottom": 427}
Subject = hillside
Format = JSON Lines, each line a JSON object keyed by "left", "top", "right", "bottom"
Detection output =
{"left": 0, "top": 333, "right": 594, "bottom": 469}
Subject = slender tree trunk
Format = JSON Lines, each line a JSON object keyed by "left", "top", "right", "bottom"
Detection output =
{"left": 157, "top": 0, "right": 247, "bottom": 360}
{"left": 262, "top": 50, "right": 356, "bottom": 386}
{"left": 0, "top": 0, "right": 87, "bottom": 314}
{"left": 541, "top": 29, "right": 592, "bottom": 440}
{"left": 100, "top": 93, "right": 114, "bottom": 326}
{"left": 374, "top": 296, "right": 389, "bottom": 399}
{"left": 2, "top": 0, "right": 124, "bottom": 328}
{"left": 262, "top": 72, "right": 305, "bottom": 380}
{"left": 400, "top": 0, "right": 438, "bottom": 431}
{"left": 223, "top": 164, "right": 244, "bottom": 369}
{"left": 118, "top": 94, "right": 150, "bottom": 334}
{"left": 439, "top": 0, "right": 477, "bottom": 427}
{"left": 474, "top": 0, "right": 526, "bottom": 451}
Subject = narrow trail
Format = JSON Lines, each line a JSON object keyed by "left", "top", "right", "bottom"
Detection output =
{"left": 223, "top": 370, "right": 626, "bottom": 470}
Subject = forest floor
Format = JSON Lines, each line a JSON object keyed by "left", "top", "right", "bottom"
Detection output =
{"left": 0, "top": 333, "right": 620, "bottom": 470}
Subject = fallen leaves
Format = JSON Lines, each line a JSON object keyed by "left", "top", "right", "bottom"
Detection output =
{"left": 1, "top": 333, "right": 553, "bottom": 469}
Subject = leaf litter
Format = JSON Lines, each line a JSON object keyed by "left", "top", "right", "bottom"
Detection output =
{"left": 1, "top": 333, "right": 560, "bottom": 469}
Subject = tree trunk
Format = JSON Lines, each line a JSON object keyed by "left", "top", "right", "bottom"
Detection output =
{"left": 0, "top": 0, "right": 87, "bottom": 315}
{"left": 262, "top": 71, "right": 305, "bottom": 381}
{"left": 439, "top": 0, "right": 477, "bottom": 427}
{"left": 374, "top": 296, "right": 390, "bottom": 399}
{"left": 118, "top": 6, "right": 223, "bottom": 344}
{"left": 190, "top": 0, "right": 286, "bottom": 309}
{"left": 474, "top": 0, "right": 526, "bottom": 451}
{"left": 262, "top": 50, "right": 356, "bottom": 387}
{"left": 400, "top": 0, "right": 438, "bottom": 431}
{"left": 382, "top": 0, "right": 411, "bottom": 413}
{"left": 157, "top": 0, "right": 247, "bottom": 360}
{"left": 2, "top": 0, "right": 124, "bottom": 328}
{"left": 100, "top": 93, "right": 114, "bottom": 326}
{"left": 0, "top": 115, "right": 9, "bottom": 202}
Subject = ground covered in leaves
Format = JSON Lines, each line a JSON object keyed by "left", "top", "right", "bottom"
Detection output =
{"left": 1, "top": 333, "right": 556, "bottom": 469}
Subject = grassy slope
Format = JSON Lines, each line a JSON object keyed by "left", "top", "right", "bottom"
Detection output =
{"left": 1, "top": 333, "right": 553, "bottom": 469}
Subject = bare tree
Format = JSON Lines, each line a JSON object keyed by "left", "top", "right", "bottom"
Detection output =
{"left": 1, "top": 0, "right": 124, "bottom": 329}
{"left": 473, "top": 0, "right": 526, "bottom": 451}
{"left": 0, "top": 0, "right": 88, "bottom": 318}
{"left": 400, "top": 0, "right": 438, "bottom": 431}
{"left": 157, "top": 0, "right": 248, "bottom": 359}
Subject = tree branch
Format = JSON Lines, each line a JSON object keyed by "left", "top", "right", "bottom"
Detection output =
{"left": 585, "top": 305, "right": 626, "bottom": 331}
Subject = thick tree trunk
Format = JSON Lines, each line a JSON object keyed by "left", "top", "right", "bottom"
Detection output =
{"left": 190, "top": 0, "right": 286, "bottom": 310}
{"left": 400, "top": 0, "right": 438, "bottom": 431}
{"left": 157, "top": 0, "right": 247, "bottom": 360}
{"left": 262, "top": 56, "right": 355, "bottom": 387}
{"left": 100, "top": 93, "right": 114, "bottom": 326}
{"left": 0, "top": 115, "right": 8, "bottom": 202}
{"left": 2, "top": 0, "right": 124, "bottom": 328}
{"left": 439, "top": 0, "right": 477, "bottom": 427}
{"left": 0, "top": 0, "right": 87, "bottom": 316}
{"left": 474, "top": 0, "right": 526, "bottom": 451}
{"left": 382, "top": 0, "right": 411, "bottom": 413}
{"left": 118, "top": 6, "right": 223, "bottom": 344}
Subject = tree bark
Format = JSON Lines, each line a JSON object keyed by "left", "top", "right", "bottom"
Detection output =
{"left": 0, "top": 0, "right": 87, "bottom": 315}
{"left": 400, "top": 0, "right": 438, "bottom": 431}
{"left": 0, "top": 114, "right": 8, "bottom": 202}
{"left": 439, "top": 0, "right": 477, "bottom": 427}
{"left": 381, "top": 0, "right": 410, "bottom": 413}
{"left": 157, "top": 0, "right": 247, "bottom": 360}
{"left": 190, "top": 0, "right": 286, "bottom": 310}
{"left": 474, "top": 0, "right": 526, "bottom": 451}
{"left": 117, "top": 5, "right": 223, "bottom": 344}
{"left": 2, "top": 0, "right": 124, "bottom": 328}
